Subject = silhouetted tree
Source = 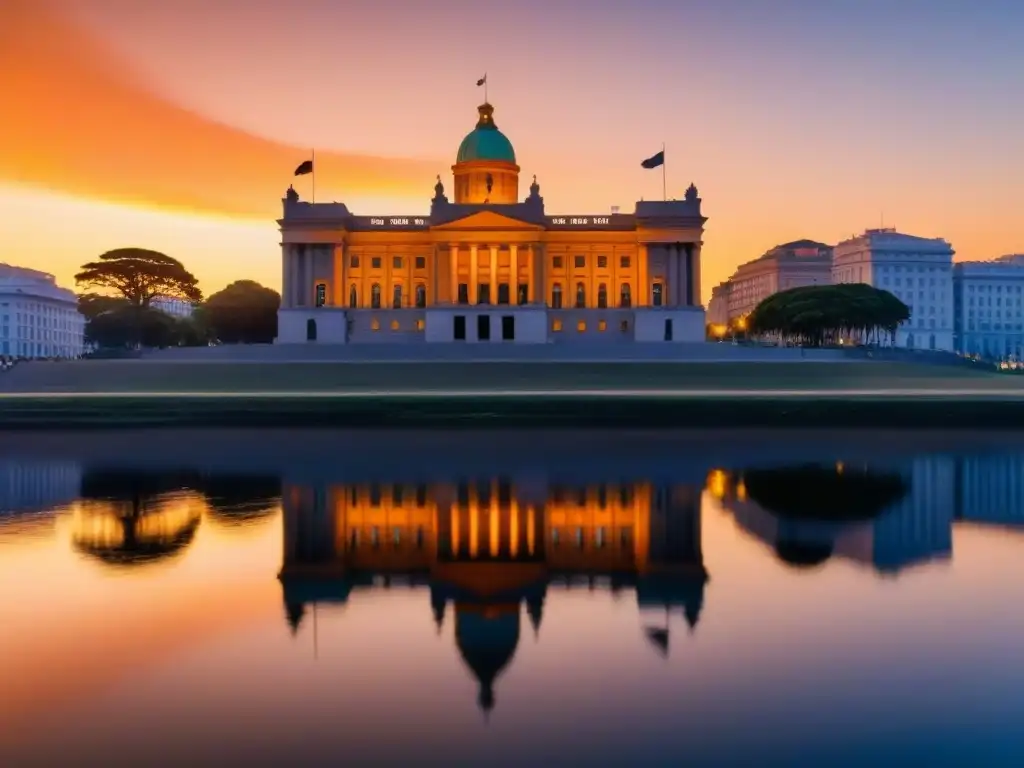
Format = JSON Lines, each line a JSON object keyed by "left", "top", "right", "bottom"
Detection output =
{"left": 204, "top": 280, "right": 280, "bottom": 344}
{"left": 747, "top": 283, "right": 909, "bottom": 347}
{"left": 78, "top": 292, "right": 130, "bottom": 321}
{"left": 76, "top": 248, "right": 202, "bottom": 308}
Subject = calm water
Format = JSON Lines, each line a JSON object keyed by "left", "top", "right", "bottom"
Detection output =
{"left": 3, "top": 430, "right": 1024, "bottom": 767}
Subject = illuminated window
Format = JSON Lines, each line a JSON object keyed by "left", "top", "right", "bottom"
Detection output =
{"left": 371, "top": 283, "right": 381, "bottom": 309}
{"left": 517, "top": 284, "right": 528, "bottom": 305}
{"left": 415, "top": 284, "right": 426, "bottom": 308}
{"left": 577, "top": 320, "right": 586, "bottom": 332}
{"left": 598, "top": 320, "right": 607, "bottom": 332}
{"left": 314, "top": 283, "right": 327, "bottom": 307}
{"left": 393, "top": 256, "right": 403, "bottom": 269}
{"left": 415, "top": 256, "right": 426, "bottom": 270}
{"left": 371, "top": 257, "right": 382, "bottom": 269}
{"left": 392, "top": 284, "right": 403, "bottom": 309}
{"left": 620, "top": 283, "right": 632, "bottom": 308}
{"left": 620, "top": 255, "right": 631, "bottom": 269}
{"left": 652, "top": 282, "right": 664, "bottom": 307}
{"left": 349, "top": 284, "right": 358, "bottom": 308}
{"left": 552, "top": 319, "right": 562, "bottom": 332}
{"left": 575, "top": 282, "right": 586, "bottom": 308}
{"left": 597, "top": 255, "right": 608, "bottom": 269}
{"left": 597, "top": 283, "right": 608, "bottom": 309}
{"left": 574, "top": 255, "right": 586, "bottom": 269}
{"left": 415, "top": 319, "right": 425, "bottom": 331}
{"left": 552, "top": 283, "right": 563, "bottom": 309}
{"left": 350, "top": 255, "right": 360, "bottom": 268}
{"left": 553, "top": 256, "right": 563, "bottom": 269}
{"left": 390, "top": 319, "right": 400, "bottom": 330}
{"left": 371, "top": 318, "right": 381, "bottom": 331}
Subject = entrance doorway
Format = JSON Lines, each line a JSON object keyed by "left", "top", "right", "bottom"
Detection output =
{"left": 477, "top": 315, "right": 491, "bottom": 341}
{"left": 306, "top": 318, "right": 317, "bottom": 341}
{"left": 664, "top": 319, "right": 673, "bottom": 342}
{"left": 453, "top": 315, "right": 466, "bottom": 341}
{"left": 501, "top": 315, "right": 515, "bottom": 341}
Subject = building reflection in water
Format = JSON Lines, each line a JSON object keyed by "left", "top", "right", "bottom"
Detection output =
{"left": 279, "top": 479, "right": 707, "bottom": 714}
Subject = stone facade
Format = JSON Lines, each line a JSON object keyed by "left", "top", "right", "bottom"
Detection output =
{"left": 277, "top": 102, "right": 707, "bottom": 345}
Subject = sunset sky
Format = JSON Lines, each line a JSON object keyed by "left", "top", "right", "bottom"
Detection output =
{"left": 2, "top": 0, "right": 1022, "bottom": 298}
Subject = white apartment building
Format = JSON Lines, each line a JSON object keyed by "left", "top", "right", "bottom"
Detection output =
{"left": 724, "top": 240, "right": 832, "bottom": 322}
{"left": 832, "top": 229, "right": 954, "bottom": 351}
{"left": 0, "top": 264, "right": 85, "bottom": 359}
{"left": 151, "top": 295, "right": 196, "bottom": 318}
{"left": 953, "top": 255, "right": 1024, "bottom": 359}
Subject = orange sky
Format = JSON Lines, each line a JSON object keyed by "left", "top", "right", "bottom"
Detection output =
{"left": 2, "top": 0, "right": 1022, "bottom": 297}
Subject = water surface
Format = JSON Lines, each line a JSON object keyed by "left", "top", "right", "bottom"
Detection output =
{"left": 2, "top": 430, "right": 1024, "bottom": 767}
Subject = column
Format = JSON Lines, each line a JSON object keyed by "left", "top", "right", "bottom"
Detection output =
{"left": 666, "top": 245, "right": 677, "bottom": 306}
{"left": 526, "top": 245, "right": 535, "bottom": 303}
{"left": 333, "top": 244, "right": 344, "bottom": 307}
{"left": 691, "top": 243, "right": 702, "bottom": 306}
{"left": 638, "top": 244, "right": 649, "bottom": 307}
{"left": 510, "top": 499, "right": 520, "bottom": 557}
{"left": 469, "top": 500, "right": 479, "bottom": 558}
{"left": 534, "top": 245, "right": 545, "bottom": 305}
{"left": 449, "top": 244, "right": 459, "bottom": 304}
{"left": 490, "top": 245, "right": 498, "bottom": 303}
{"left": 470, "top": 245, "right": 479, "bottom": 304}
{"left": 510, "top": 244, "right": 519, "bottom": 304}
{"left": 281, "top": 245, "right": 290, "bottom": 309}
{"left": 430, "top": 245, "right": 439, "bottom": 305}
{"left": 678, "top": 244, "right": 689, "bottom": 308}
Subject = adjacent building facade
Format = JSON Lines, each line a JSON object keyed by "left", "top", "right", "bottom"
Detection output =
{"left": 724, "top": 239, "right": 832, "bottom": 321}
{"left": 832, "top": 229, "right": 955, "bottom": 351}
{"left": 151, "top": 295, "right": 196, "bottom": 319}
{"left": 277, "top": 102, "right": 708, "bottom": 345}
{"left": 953, "top": 255, "right": 1024, "bottom": 359}
{"left": 0, "top": 264, "right": 85, "bottom": 359}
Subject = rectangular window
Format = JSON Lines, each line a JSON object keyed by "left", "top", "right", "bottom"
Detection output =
{"left": 517, "top": 284, "right": 529, "bottom": 305}
{"left": 415, "top": 256, "right": 426, "bottom": 270}
{"left": 620, "top": 256, "right": 631, "bottom": 269}
{"left": 553, "top": 256, "right": 563, "bottom": 269}
{"left": 315, "top": 284, "right": 326, "bottom": 307}
{"left": 478, "top": 283, "right": 491, "bottom": 305}
{"left": 497, "top": 283, "right": 510, "bottom": 305}
{"left": 574, "top": 255, "right": 586, "bottom": 269}
{"left": 350, "top": 256, "right": 360, "bottom": 268}
{"left": 371, "top": 257, "right": 382, "bottom": 269}
{"left": 597, "top": 255, "right": 608, "bottom": 269}
{"left": 393, "top": 256, "right": 403, "bottom": 269}
{"left": 458, "top": 284, "right": 469, "bottom": 304}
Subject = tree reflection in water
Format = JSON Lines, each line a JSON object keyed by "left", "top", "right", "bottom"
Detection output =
{"left": 742, "top": 464, "right": 908, "bottom": 521}
{"left": 71, "top": 470, "right": 282, "bottom": 569}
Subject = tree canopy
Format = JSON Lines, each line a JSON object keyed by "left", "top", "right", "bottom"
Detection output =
{"left": 204, "top": 280, "right": 280, "bottom": 344}
{"left": 747, "top": 283, "right": 909, "bottom": 346}
{"left": 75, "top": 248, "right": 203, "bottom": 307}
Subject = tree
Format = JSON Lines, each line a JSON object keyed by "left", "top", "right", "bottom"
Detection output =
{"left": 78, "top": 292, "right": 130, "bottom": 321}
{"left": 747, "top": 283, "right": 909, "bottom": 347}
{"left": 75, "top": 248, "right": 203, "bottom": 308}
{"left": 203, "top": 280, "right": 280, "bottom": 344}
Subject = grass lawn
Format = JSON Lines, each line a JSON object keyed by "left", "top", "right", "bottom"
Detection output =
{"left": 0, "top": 360, "right": 1018, "bottom": 394}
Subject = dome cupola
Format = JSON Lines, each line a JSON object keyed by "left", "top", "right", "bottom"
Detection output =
{"left": 451, "top": 102, "right": 520, "bottom": 204}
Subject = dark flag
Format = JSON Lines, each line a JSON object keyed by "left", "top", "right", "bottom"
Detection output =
{"left": 294, "top": 159, "right": 313, "bottom": 176}
{"left": 477, "top": 74, "right": 487, "bottom": 87}
{"left": 641, "top": 150, "right": 665, "bottom": 169}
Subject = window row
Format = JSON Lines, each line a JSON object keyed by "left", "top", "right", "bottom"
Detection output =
{"left": 349, "top": 255, "right": 427, "bottom": 270}
{"left": 552, "top": 255, "right": 632, "bottom": 270}
{"left": 315, "top": 283, "right": 430, "bottom": 308}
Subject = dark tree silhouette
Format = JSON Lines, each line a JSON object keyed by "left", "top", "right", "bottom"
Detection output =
{"left": 75, "top": 248, "right": 203, "bottom": 308}
{"left": 742, "top": 464, "right": 908, "bottom": 521}
{"left": 747, "top": 283, "right": 909, "bottom": 347}
{"left": 203, "top": 280, "right": 280, "bottom": 344}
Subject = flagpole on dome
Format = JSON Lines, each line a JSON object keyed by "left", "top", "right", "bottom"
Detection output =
{"left": 477, "top": 73, "right": 488, "bottom": 103}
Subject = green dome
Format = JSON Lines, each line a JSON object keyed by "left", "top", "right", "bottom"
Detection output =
{"left": 456, "top": 103, "right": 516, "bottom": 164}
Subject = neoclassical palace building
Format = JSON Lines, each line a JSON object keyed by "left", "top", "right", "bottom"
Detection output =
{"left": 277, "top": 101, "right": 708, "bottom": 344}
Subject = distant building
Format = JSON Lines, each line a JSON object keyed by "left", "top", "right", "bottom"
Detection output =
{"left": 723, "top": 239, "right": 832, "bottom": 321}
{"left": 0, "top": 264, "right": 85, "bottom": 359}
{"left": 150, "top": 295, "right": 195, "bottom": 318}
{"left": 706, "top": 283, "right": 730, "bottom": 327}
{"left": 832, "top": 229, "right": 954, "bottom": 351}
{"left": 953, "top": 255, "right": 1024, "bottom": 359}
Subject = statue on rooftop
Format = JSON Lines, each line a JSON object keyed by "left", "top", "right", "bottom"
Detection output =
{"left": 685, "top": 183, "right": 699, "bottom": 203}
{"left": 285, "top": 185, "right": 299, "bottom": 203}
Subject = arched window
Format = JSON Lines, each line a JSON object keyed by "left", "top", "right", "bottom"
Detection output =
{"left": 415, "top": 284, "right": 427, "bottom": 308}
{"left": 371, "top": 283, "right": 381, "bottom": 309}
{"left": 552, "top": 283, "right": 563, "bottom": 309}
{"left": 392, "top": 284, "right": 403, "bottom": 309}
{"left": 597, "top": 283, "right": 608, "bottom": 309}
{"left": 652, "top": 282, "right": 664, "bottom": 307}
{"left": 349, "top": 284, "right": 358, "bottom": 308}
{"left": 575, "top": 282, "right": 586, "bottom": 308}
{"left": 620, "top": 283, "right": 632, "bottom": 308}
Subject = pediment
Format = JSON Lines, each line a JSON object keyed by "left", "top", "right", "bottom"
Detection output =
{"left": 431, "top": 210, "right": 544, "bottom": 231}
